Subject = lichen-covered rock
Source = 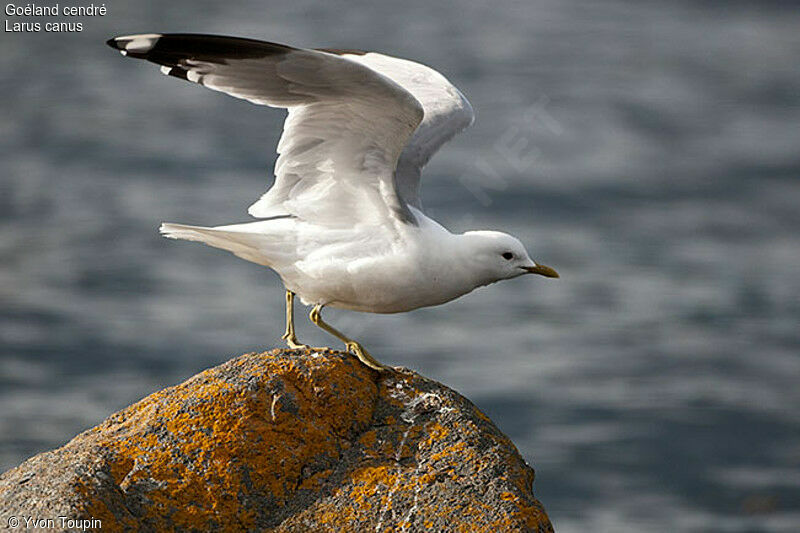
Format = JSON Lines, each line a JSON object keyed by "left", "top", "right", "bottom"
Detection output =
{"left": 0, "top": 349, "right": 552, "bottom": 532}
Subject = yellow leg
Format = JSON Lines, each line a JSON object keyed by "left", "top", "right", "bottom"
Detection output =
{"left": 309, "top": 304, "right": 391, "bottom": 371}
{"left": 281, "top": 290, "right": 309, "bottom": 350}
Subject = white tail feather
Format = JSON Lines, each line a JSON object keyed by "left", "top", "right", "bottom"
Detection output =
{"left": 159, "top": 222, "right": 275, "bottom": 266}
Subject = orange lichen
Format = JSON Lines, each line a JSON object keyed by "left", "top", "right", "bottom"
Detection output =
{"left": 473, "top": 407, "right": 493, "bottom": 423}
{"left": 430, "top": 440, "right": 468, "bottom": 463}
{"left": 423, "top": 420, "right": 450, "bottom": 447}
{"left": 76, "top": 351, "right": 378, "bottom": 530}
{"left": 5, "top": 350, "right": 551, "bottom": 532}
{"left": 358, "top": 429, "right": 377, "bottom": 448}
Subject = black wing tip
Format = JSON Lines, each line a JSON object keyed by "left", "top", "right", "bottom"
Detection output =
{"left": 107, "top": 33, "right": 294, "bottom": 61}
{"left": 164, "top": 66, "right": 189, "bottom": 80}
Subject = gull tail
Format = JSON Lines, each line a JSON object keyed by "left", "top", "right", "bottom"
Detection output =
{"left": 159, "top": 222, "right": 279, "bottom": 267}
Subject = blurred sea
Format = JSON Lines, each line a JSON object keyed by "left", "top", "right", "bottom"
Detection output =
{"left": 2, "top": 0, "right": 799, "bottom": 530}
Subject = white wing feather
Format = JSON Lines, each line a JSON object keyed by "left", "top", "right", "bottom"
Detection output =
{"left": 331, "top": 51, "right": 475, "bottom": 208}
{"left": 109, "top": 35, "right": 474, "bottom": 222}
{"left": 109, "top": 34, "right": 423, "bottom": 226}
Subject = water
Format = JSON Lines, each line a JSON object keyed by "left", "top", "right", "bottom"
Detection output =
{"left": 2, "top": 1, "right": 799, "bottom": 530}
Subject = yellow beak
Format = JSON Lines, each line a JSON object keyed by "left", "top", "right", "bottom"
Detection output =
{"left": 523, "top": 264, "right": 560, "bottom": 278}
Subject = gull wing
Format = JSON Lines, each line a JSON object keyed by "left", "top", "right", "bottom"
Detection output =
{"left": 107, "top": 34, "right": 424, "bottom": 226}
{"left": 320, "top": 49, "right": 475, "bottom": 209}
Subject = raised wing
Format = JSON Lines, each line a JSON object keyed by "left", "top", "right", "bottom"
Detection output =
{"left": 321, "top": 50, "right": 475, "bottom": 209}
{"left": 107, "top": 34, "right": 424, "bottom": 226}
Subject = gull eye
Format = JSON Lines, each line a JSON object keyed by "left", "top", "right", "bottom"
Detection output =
{"left": 502, "top": 252, "right": 514, "bottom": 260}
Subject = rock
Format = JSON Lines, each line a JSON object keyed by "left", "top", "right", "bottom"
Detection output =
{"left": 0, "top": 349, "right": 553, "bottom": 532}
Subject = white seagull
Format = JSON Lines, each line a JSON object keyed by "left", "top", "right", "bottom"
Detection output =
{"left": 107, "top": 33, "right": 559, "bottom": 371}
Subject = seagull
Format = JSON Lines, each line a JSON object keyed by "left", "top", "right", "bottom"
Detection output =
{"left": 107, "top": 33, "right": 559, "bottom": 371}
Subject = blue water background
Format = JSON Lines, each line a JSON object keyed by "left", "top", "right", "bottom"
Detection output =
{"left": 2, "top": 1, "right": 799, "bottom": 530}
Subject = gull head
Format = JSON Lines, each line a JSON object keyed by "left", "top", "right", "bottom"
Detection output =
{"left": 460, "top": 230, "right": 559, "bottom": 286}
